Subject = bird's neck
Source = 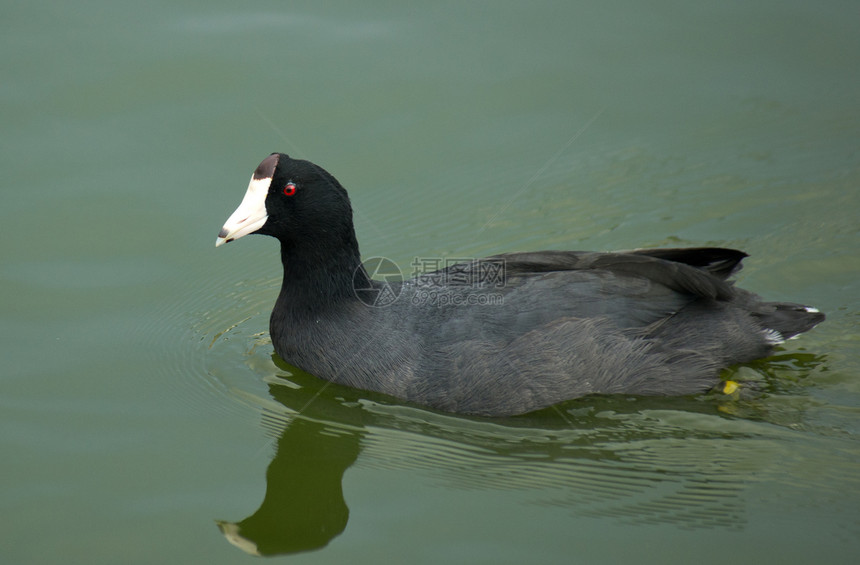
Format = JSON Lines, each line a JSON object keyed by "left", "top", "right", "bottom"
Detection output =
{"left": 274, "top": 235, "right": 370, "bottom": 318}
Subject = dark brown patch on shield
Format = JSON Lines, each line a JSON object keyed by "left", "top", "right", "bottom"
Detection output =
{"left": 253, "top": 153, "right": 280, "bottom": 180}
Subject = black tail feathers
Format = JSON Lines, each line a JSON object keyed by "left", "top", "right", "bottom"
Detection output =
{"left": 629, "top": 247, "right": 748, "bottom": 280}
{"left": 754, "top": 302, "right": 825, "bottom": 342}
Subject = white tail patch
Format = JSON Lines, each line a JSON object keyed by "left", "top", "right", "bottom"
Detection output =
{"left": 762, "top": 328, "right": 785, "bottom": 345}
{"left": 803, "top": 306, "right": 820, "bottom": 313}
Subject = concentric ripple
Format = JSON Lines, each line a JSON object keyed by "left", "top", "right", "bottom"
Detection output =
{"left": 133, "top": 252, "right": 282, "bottom": 421}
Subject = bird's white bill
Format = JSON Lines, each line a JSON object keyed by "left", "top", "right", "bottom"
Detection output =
{"left": 215, "top": 176, "right": 270, "bottom": 247}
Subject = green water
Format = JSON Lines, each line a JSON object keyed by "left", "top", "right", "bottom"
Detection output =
{"left": 3, "top": 1, "right": 859, "bottom": 563}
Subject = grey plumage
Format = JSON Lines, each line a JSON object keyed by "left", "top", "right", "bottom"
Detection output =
{"left": 219, "top": 154, "right": 825, "bottom": 417}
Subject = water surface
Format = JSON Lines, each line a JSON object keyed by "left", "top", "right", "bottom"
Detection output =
{"left": 2, "top": 1, "right": 859, "bottom": 563}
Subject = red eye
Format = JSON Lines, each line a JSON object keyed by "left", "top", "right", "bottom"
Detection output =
{"left": 283, "top": 182, "right": 297, "bottom": 196}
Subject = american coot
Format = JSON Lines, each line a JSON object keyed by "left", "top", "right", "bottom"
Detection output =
{"left": 216, "top": 153, "right": 824, "bottom": 416}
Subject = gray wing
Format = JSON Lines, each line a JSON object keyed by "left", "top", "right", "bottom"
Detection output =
{"left": 395, "top": 248, "right": 746, "bottom": 342}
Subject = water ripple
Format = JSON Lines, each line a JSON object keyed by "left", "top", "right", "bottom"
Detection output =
{"left": 147, "top": 254, "right": 854, "bottom": 534}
